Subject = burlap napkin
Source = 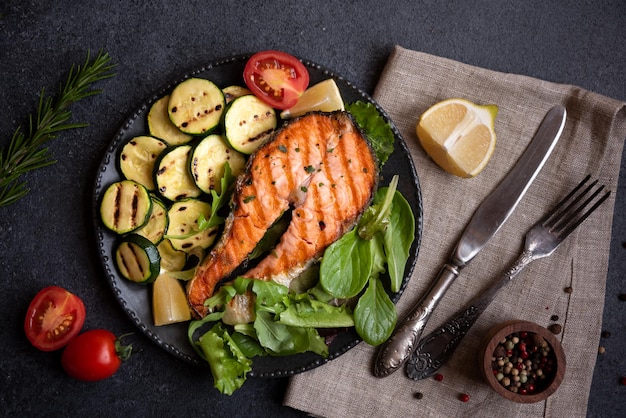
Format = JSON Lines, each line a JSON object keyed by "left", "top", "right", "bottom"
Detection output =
{"left": 283, "top": 46, "right": 626, "bottom": 417}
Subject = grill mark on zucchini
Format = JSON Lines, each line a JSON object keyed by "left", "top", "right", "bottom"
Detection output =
{"left": 113, "top": 184, "right": 122, "bottom": 229}
{"left": 131, "top": 190, "right": 139, "bottom": 229}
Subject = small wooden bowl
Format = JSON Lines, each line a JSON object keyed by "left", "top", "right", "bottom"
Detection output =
{"left": 479, "top": 320, "right": 566, "bottom": 403}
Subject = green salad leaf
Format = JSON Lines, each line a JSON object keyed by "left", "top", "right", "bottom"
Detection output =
{"left": 197, "top": 323, "right": 252, "bottom": 396}
{"left": 346, "top": 100, "right": 395, "bottom": 166}
{"left": 254, "top": 310, "right": 328, "bottom": 357}
{"left": 319, "top": 228, "right": 372, "bottom": 299}
{"left": 199, "top": 162, "right": 236, "bottom": 230}
{"left": 279, "top": 293, "right": 354, "bottom": 328}
{"left": 319, "top": 175, "right": 415, "bottom": 344}
{"left": 354, "top": 277, "right": 397, "bottom": 346}
{"left": 191, "top": 276, "right": 359, "bottom": 394}
{"left": 383, "top": 187, "right": 415, "bottom": 292}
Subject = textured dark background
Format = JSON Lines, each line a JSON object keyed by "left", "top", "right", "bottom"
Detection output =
{"left": 0, "top": 1, "right": 624, "bottom": 417}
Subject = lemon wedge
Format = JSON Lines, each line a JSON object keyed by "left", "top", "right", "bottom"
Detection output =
{"left": 416, "top": 98, "right": 497, "bottom": 178}
{"left": 152, "top": 272, "right": 191, "bottom": 326}
{"left": 280, "top": 79, "right": 344, "bottom": 119}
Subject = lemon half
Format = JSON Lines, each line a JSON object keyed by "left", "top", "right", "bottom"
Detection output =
{"left": 416, "top": 98, "right": 497, "bottom": 178}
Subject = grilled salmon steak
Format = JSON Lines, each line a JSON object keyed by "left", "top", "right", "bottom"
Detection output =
{"left": 187, "top": 111, "right": 379, "bottom": 317}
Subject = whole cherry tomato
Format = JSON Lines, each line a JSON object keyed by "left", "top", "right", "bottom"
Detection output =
{"left": 243, "top": 50, "right": 310, "bottom": 109}
{"left": 61, "top": 329, "right": 132, "bottom": 381}
{"left": 24, "top": 286, "right": 86, "bottom": 351}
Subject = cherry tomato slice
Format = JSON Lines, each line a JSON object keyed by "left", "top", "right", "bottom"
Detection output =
{"left": 243, "top": 50, "right": 310, "bottom": 109}
{"left": 24, "top": 286, "right": 86, "bottom": 351}
{"left": 61, "top": 329, "right": 130, "bottom": 382}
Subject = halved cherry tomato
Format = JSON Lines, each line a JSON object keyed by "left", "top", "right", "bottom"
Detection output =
{"left": 24, "top": 286, "right": 86, "bottom": 351}
{"left": 243, "top": 50, "right": 310, "bottom": 109}
{"left": 61, "top": 329, "right": 132, "bottom": 382}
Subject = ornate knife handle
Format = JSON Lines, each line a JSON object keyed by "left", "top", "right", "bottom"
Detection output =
{"left": 374, "top": 263, "right": 461, "bottom": 377}
{"left": 406, "top": 248, "right": 535, "bottom": 380}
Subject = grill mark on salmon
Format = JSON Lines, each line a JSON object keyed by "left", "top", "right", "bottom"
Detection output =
{"left": 187, "top": 111, "right": 378, "bottom": 317}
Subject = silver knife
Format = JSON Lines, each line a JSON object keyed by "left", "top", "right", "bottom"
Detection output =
{"left": 374, "top": 105, "right": 567, "bottom": 378}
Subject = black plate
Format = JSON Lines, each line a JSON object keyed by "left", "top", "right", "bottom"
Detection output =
{"left": 92, "top": 54, "right": 423, "bottom": 378}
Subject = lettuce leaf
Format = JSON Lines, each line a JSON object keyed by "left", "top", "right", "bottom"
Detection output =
{"left": 197, "top": 323, "right": 252, "bottom": 395}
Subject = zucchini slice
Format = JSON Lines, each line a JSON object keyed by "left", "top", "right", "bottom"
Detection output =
{"left": 100, "top": 180, "right": 152, "bottom": 234}
{"left": 166, "top": 199, "right": 218, "bottom": 251}
{"left": 135, "top": 195, "right": 169, "bottom": 244}
{"left": 119, "top": 135, "right": 168, "bottom": 191}
{"left": 222, "top": 85, "right": 251, "bottom": 104}
{"left": 115, "top": 234, "right": 161, "bottom": 284}
{"left": 147, "top": 95, "right": 193, "bottom": 145}
{"left": 168, "top": 78, "right": 225, "bottom": 135}
{"left": 154, "top": 144, "right": 202, "bottom": 201}
{"left": 224, "top": 94, "right": 277, "bottom": 154}
{"left": 190, "top": 134, "right": 246, "bottom": 194}
{"left": 156, "top": 239, "right": 187, "bottom": 272}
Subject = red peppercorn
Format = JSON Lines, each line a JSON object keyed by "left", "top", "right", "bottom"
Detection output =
{"left": 459, "top": 393, "right": 470, "bottom": 402}
{"left": 519, "top": 388, "right": 528, "bottom": 395}
{"left": 520, "top": 332, "right": 528, "bottom": 338}
{"left": 434, "top": 373, "right": 444, "bottom": 382}
{"left": 528, "top": 383, "right": 535, "bottom": 392}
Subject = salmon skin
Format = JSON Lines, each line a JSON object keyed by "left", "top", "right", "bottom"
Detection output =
{"left": 187, "top": 111, "right": 379, "bottom": 317}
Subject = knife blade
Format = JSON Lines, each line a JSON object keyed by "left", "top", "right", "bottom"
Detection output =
{"left": 374, "top": 104, "right": 567, "bottom": 378}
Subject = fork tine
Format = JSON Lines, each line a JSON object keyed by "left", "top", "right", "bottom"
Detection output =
{"left": 540, "top": 175, "right": 591, "bottom": 227}
{"left": 556, "top": 187, "right": 610, "bottom": 239}
{"left": 543, "top": 175, "right": 611, "bottom": 240}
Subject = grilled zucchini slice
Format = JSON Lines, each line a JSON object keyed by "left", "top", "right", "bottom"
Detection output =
{"left": 147, "top": 95, "right": 193, "bottom": 145}
{"left": 190, "top": 134, "right": 246, "bottom": 194}
{"left": 224, "top": 94, "right": 277, "bottom": 154}
{"left": 119, "top": 135, "right": 168, "bottom": 191}
{"left": 168, "top": 78, "right": 225, "bottom": 135}
{"left": 154, "top": 144, "right": 202, "bottom": 202}
{"left": 222, "top": 85, "right": 251, "bottom": 104}
{"left": 166, "top": 199, "right": 218, "bottom": 251}
{"left": 100, "top": 180, "right": 152, "bottom": 234}
{"left": 115, "top": 234, "right": 161, "bottom": 284}
{"left": 135, "top": 195, "right": 168, "bottom": 244}
{"left": 156, "top": 239, "right": 187, "bottom": 272}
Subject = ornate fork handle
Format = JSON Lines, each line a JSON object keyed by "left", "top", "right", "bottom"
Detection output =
{"left": 406, "top": 248, "right": 536, "bottom": 380}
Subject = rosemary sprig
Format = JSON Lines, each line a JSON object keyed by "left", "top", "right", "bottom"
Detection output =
{"left": 0, "top": 50, "right": 116, "bottom": 208}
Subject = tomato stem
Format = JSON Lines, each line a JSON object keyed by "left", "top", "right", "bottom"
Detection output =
{"left": 115, "top": 332, "right": 134, "bottom": 362}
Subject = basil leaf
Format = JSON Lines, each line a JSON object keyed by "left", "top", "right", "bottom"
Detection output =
{"left": 319, "top": 228, "right": 372, "bottom": 298}
{"left": 354, "top": 277, "right": 397, "bottom": 346}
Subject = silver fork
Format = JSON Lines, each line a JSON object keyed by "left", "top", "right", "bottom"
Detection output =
{"left": 406, "top": 175, "right": 611, "bottom": 380}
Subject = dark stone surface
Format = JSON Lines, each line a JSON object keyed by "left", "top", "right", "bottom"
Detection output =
{"left": 0, "top": 1, "right": 624, "bottom": 417}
